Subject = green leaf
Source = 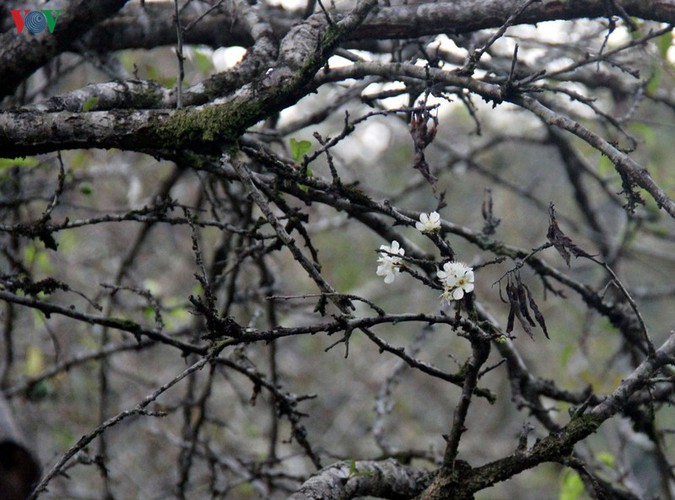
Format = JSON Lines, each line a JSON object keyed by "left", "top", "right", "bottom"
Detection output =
{"left": 143, "top": 279, "right": 162, "bottom": 295}
{"left": 119, "top": 52, "right": 136, "bottom": 73}
{"left": 646, "top": 66, "right": 662, "bottom": 95}
{"left": 169, "top": 307, "right": 189, "bottom": 322}
{"left": 295, "top": 162, "right": 313, "bottom": 193}
{"left": 24, "top": 242, "right": 54, "bottom": 273}
{"left": 656, "top": 31, "right": 673, "bottom": 60}
{"left": 559, "top": 470, "right": 584, "bottom": 500}
{"left": 24, "top": 345, "right": 45, "bottom": 377}
{"left": 346, "top": 459, "right": 372, "bottom": 478}
{"left": 81, "top": 96, "right": 99, "bottom": 112}
{"left": 560, "top": 343, "right": 574, "bottom": 368}
{"left": 0, "top": 157, "right": 39, "bottom": 170}
{"left": 597, "top": 155, "right": 614, "bottom": 177}
{"left": 191, "top": 48, "right": 213, "bottom": 75}
{"left": 146, "top": 64, "right": 160, "bottom": 81}
{"left": 26, "top": 380, "right": 52, "bottom": 400}
{"left": 79, "top": 182, "right": 93, "bottom": 195}
{"left": 143, "top": 306, "right": 155, "bottom": 320}
{"left": 162, "top": 76, "right": 178, "bottom": 89}
{"left": 146, "top": 65, "right": 178, "bottom": 89}
{"left": 56, "top": 231, "right": 78, "bottom": 253}
{"left": 630, "top": 122, "right": 655, "bottom": 147}
{"left": 628, "top": 19, "right": 643, "bottom": 40}
{"left": 290, "top": 138, "right": 312, "bottom": 162}
{"left": 597, "top": 451, "right": 615, "bottom": 467}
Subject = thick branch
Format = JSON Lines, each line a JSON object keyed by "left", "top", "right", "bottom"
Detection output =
{"left": 0, "top": 0, "right": 130, "bottom": 98}
{"left": 55, "top": 1, "right": 675, "bottom": 53}
{"left": 518, "top": 96, "right": 675, "bottom": 218}
{"left": 355, "top": 0, "right": 675, "bottom": 40}
{"left": 423, "top": 332, "right": 675, "bottom": 498}
{"left": 288, "top": 459, "right": 432, "bottom": 499}
{"left": 0, "top": 1, "right": 377, "bottom": 156}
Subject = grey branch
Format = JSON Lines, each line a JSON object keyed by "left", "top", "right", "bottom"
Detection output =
{"left": 288, "top": 458, "right": 432, "bottom": 499}
{"left": 0, "top": 0, "right": 130, "bottom": 98}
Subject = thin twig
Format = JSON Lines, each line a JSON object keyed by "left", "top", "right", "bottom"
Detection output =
{"left": 29, "top": 356, "right": 211, "bottom": 499}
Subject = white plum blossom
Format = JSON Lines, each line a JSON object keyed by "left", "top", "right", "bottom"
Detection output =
{"left": 415, "top": 211, "right": 441, "bottom": 233}
{"left": 376, "top": 240, "right": 405, "bottom": 284}
{"left": 437, "top": 261, "right": 474, "bottom": 302}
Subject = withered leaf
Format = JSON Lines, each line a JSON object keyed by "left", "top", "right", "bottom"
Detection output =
{"left": 516, "top": 277, "right": 536, "bottom": 327}
{"left": 499, "top": 283, "right": 508, "bottom": 304}
{"left": 481, "top": 188, "right": 501, "bottom": 235}
{"left": 523, "top": 283, "right": 549, "bottom": 339}
{"left": 506, "top": 281, "right": 533, "bottom": 338}
{"left": 503, "top": 277, "right": 549, "bottom": 340}
{"left": 516, "top": 308, "right": 535, "bottom": 339}
{"left": 506, "top": 302, "right": 516, "bottom": 333}
{"left": 547, "top": 203, "right": 593, "bottom": 267}
{"left": 409, "top": 109, "right": 439, "bottom": 186}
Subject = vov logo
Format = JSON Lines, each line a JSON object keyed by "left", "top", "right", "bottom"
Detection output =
{"left": 10, "top": 9, "right": 62, "bottom": 34}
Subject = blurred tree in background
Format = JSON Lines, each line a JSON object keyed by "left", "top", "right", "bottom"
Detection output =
{"left": 1, "top": 0, "right": 675, "bottom": 498}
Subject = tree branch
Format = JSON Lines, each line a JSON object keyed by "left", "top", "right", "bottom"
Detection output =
{"left": 0, "top": 0, "right": 131, "bottom": 98}
{"left": 288, "top": 458, "right": 432, "bottom": 499}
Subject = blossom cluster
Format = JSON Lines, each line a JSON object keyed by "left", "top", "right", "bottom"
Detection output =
{"left": 437, "top": 261, "right": 474, "bottom": 303}
{"left": 374, "top": 212, "right": 474, "bottom": 303}
{"left": 376, "top": 240, "right": 405, "bottom": 284}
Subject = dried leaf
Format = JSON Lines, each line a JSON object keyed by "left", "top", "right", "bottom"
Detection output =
{"left": 506, "top": 281, "right": 519, "bottom": 334}
{"left": 481, "top": 188, "right": 501, "bottom": 235}
{"left": 516, "top": 277, "right": 536, "bottom": 327}
{"left": 508, "top": 284, "right": 534, "bottom": 339}
{"left": 547, "top": 203, "right": 593, "bottom": 266}
{"left": 504, "top": 278, "right": 544, "bottom": 340}
{"left": 516, "top": 309, "right": 535, "bottom": 339}
{"left": 409, "top": 109, "right": 439, "bottom": 186}
{"left": 523, "top": 283, "right": 549, "bottom": 339}
{"left": 506, "top": 302, "right": 515, "bottom": 333}
{"left": 506, "top": 281, "right": 519, "bottom": 305}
